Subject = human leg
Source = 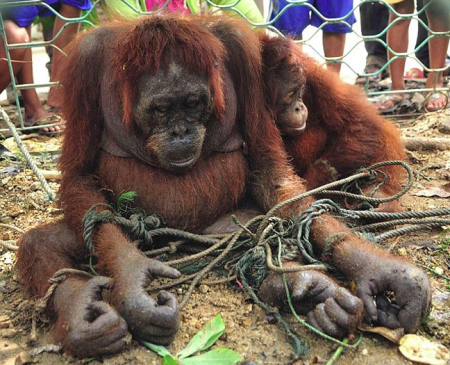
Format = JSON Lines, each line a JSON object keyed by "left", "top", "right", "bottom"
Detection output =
{"left": 322, "top": 32, "right": 346, "bottom": 73}
{"left": 46, "top": 3, "right": 82, "bottom": 108}
{"left": 424, "top": 0, "right": 450, "bottom": 111}
{"left": 0, "top": 21, "right": 28, "bottom": 92}
{"left": 376, "top": 0, "right": 414, "bottom": 111}
{"left": 1, "top": 21, "right": 62, "bottom": 133}
{"left": 312, "top": 0, "right": 356, "bottom": 73}
{"left": 415, "top": 0, "right": 430, "bottom": 69}
{"left": 270, "top": 0, "right": 311, "bottom": 38}
{"left": 356, "top": 1, "right": 390, "bottom": 84}
{"left": 14, "top": 26, "right": 63, "bottom": 133}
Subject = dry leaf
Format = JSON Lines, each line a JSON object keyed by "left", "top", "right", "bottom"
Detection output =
{"left": 358, "top": 324, "right": 404, "bottom": 344}
{"left": 399, "top": 334, "right": 450, "bottom": 365}
{"left": 414, "top": 186, "right": 450, "bottom": 198}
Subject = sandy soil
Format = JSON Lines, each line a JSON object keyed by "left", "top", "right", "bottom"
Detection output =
{"left": 0, "top": 106, "right": 449, "bottom": 365}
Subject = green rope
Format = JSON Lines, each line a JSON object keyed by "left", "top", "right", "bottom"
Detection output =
{"left": 277, "top": 237, "right": 363, "bottom": 349}
{"left": 78, "top": 160, "right": 449, "bottom": 357}
{"left": 235, "top": 246, "right": 309, "bottom": 357}
{"left": 82, "top": 204, "right": 216, "bottom": 256}
{"left": 256, "top": 161, "right": 413, "bottom": 238}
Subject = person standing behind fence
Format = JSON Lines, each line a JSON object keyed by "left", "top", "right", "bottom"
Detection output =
{"left": 1, "top": 13, "right": 60, "bottom": 134}
{"left": 4, "top": 0, "right": 92, "bottom": 113}
{"left": 269, "top": 0, "right": 356, "bottom": 73}
{"left": 355, "top": 0, "right": 433, "bottom": 85}
{"left": 375, "top": 0, "right": 450, "bottom": 112}
{"left": 355, "top": 1, "right": 390, "bottom": 84}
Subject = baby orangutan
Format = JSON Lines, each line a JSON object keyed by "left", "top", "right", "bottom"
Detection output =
{"left": 255, "top": 34, "right": 429, "bottom": 339}
{"left": 260, "top": 34, "right": 407, "bottom": 213}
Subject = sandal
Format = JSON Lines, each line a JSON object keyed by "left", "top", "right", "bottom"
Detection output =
{"left": 424, "top": 92, "right": 448, "bottom": 112}
{"left": 23, "top": 114, "right": 65, "bottom": 137}
{"left": 373, "top": 94, "right": 407, "bottom": 114}
{"left": 355, "top": 64, "right": 390, "bottom": 85}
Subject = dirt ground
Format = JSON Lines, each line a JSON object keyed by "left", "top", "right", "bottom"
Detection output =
{"left": 0, "top": 104, "right": 449, "bottom": 365}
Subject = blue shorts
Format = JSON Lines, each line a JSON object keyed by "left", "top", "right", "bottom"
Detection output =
{"left": 270, "top": 0, "right": 356, "bottom": 38}
{"left": 4, "top": 0, "right": 92, "bottom": 27}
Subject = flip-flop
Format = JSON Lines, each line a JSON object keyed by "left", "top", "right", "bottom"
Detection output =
{"left": 373, "top": 94, "right": 407, "bottom": 114}
{"left": 424, "top": 92, "right": 448, "bottom": 112}
{"left": 23, "top": 114, "right": 64, "bottom": 137}
{"left": 355, "top": 64, "right": 389, "bottom": 85}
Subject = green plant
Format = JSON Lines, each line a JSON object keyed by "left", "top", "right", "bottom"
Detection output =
{"left": 116, "top": 191, "right": 137, "bottom": 214}
{"left": 141, "top": 314, "right": 242, "bottom": 365}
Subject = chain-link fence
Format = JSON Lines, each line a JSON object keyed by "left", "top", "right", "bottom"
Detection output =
{"left": 1, "top": 0, "right": 449, "bottom": 196}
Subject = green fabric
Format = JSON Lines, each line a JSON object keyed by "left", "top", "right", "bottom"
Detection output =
{"left": 103, "top": 0, "right": 147, "bottom": 19}
{"left": 186, "top": 0, "right": 263, "bottom": 23}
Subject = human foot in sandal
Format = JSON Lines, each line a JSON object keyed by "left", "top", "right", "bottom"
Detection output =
{"left": 424, "top": 69, "right": 448, "bottom": 112}
{"left": 24, "top": 109, "right": 65, "bottom": 136}
{"left": 425, "top": 92, "right": 448, "bottom": 112}
{"left": 373, "top": 93, "right": 407, "bottom": 113}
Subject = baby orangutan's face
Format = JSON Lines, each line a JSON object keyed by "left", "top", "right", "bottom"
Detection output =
{"left": 275, "top": 69, "right": 308, "bottom": 136}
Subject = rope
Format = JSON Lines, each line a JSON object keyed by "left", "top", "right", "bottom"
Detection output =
{"left": 256, "top": 161, "right": 413, "bottom": 238}
{"left": 277, "top": 238, "right": 363, "bottom": 349}
{"left": 348, "top": 207, "right": 450, "bottom": 220}
{"left": 83, "top": 204, "right": 217, "bottom": 256}
{"left": 374, "top": 224, "right": 443, "bottom": 242}
{"left": 30, "top": 268, "right": 94, "bottom": 342}
{"left": 356, "top": 218, "right": 450, "bottom": 232}
{"left": 57, "top": 159, "right": 445, "bottom": 356}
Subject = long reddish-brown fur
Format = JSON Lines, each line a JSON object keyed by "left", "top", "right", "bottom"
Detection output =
{"left": 260, "top": 35, "right": 406, "bottom": 203}
{"left": 206, "top": 18, "right": 310, "bottom": 212}
{"left": 16, "top": 15, "right": 308, "bottom": 299}
{"left": 15, "top": 17, "right": 430, "bottom": 352}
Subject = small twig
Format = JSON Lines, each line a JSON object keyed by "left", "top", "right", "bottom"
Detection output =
{"left": 29, "top": 344, "right": 62, "bottom": 356}
{"left": 40, "top": 170, "right": 61, "bottom": 180}
{"left": 388, "top": 236, "right": 402, "bottom": 252}
{"left": 0, "top": 58, "right": 31, "bottom": 64}
{"left": 0, "top": 240, "right": 18, "bottom": 251}
{"left": 0, "top": 223, "right": 24, "bottom": 233}
{"left": 264, "top": 241, "right": 327, "bottom": 273}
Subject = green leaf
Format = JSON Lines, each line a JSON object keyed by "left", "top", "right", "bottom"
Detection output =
{"left": 116, "top": 190, "right": 137, "bottom": 213}
{"left": 162, "top": 354, "right": 180, "bottom": 365}
{"left": 177, "top": 314, "right": 225, "bottom": 359}
{"left": 180, "top": 348, "right": 242, "bottom": 365}
{"left": 140, "top": 340, "right": 172, "bottom": 358}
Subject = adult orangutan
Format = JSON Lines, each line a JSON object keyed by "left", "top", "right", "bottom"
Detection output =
{"left": 260, "top": 34, "right": 407, "bottom": 213}
{"left": 14, "top": 15, "right": 310, "bottom": 358}
{"left": 15, "top": 15, "right": 430, "bottom": 359}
